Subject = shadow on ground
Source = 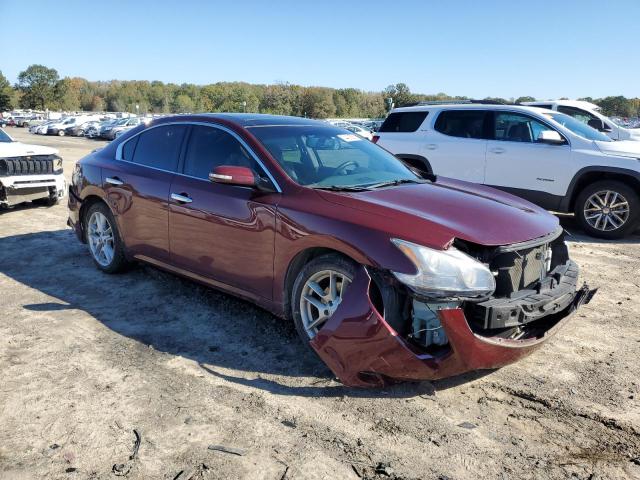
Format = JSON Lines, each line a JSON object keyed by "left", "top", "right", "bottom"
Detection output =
{"left": 0, "top": 229, "right": 496, "bottom": 398}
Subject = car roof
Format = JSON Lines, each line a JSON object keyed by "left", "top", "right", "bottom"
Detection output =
{"left": 391, "top": 104, "right": 552, "bottom": 115}
{"left": 155, "top": 113, "right": 329, "bottom": 128}
{"left": 522, "top": 99, "right": 601, "bottom": 110}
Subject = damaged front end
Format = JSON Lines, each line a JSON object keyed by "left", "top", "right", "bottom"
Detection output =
{"left": 310, "top": 229, "right": 596, "bottom": 388}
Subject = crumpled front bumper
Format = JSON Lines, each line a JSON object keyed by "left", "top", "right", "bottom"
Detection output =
{"left": 310, "top": 267, "right": 594, "bottom": 388}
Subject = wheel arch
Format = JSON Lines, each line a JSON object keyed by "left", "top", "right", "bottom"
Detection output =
{"left": 283, "top": 247, "right": 362, "bottom": 321}
{"left": 562, "top": 166, "right": 640, "bottom": 212}
{"left": 79, "top": 194, "right": 110, "bottom": 242}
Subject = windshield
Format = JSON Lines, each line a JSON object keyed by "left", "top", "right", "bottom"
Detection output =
{"left": 547, "top": 112, "right": 612, "bottom": 142}
{"left": 0, "top": 129, "right": 14, "bottom": 142}
{"left": 250, "top": 125, "right": 419, "bottom": 188}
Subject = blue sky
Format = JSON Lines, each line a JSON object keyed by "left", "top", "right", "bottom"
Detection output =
{"left": 1, "top": 0, "right": 638, "bottom": 99}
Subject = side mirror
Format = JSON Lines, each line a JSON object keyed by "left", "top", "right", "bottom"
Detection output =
{"left": 587, "top": 118, "right": 612, "bottom": 132}
{"left": 537, "top": 130, "right": 565, "bottom": 145}
{"left": 209, "top": 166, "right": 257, "bottom": 187}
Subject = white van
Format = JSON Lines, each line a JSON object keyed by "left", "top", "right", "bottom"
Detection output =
{"left": 522, "top": 100, "right": 640, "bottom": 141}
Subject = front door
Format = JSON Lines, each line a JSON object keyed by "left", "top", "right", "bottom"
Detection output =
{"left": 168, "top": 124, "right": 278, "bottom": 299}
{"left": 102, "top": 124, "right": 187, "bottom": 261}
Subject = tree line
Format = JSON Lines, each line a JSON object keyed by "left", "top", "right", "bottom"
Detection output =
{"left": 1, "top": 64, "right": 639, "bottom": 119}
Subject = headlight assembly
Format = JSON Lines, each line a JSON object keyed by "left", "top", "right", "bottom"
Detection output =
{"left": 391, "top": 238, "right": 495, "bottom": 299}
{"left": 52, "top": 155, "right": 63, "bottom": 174}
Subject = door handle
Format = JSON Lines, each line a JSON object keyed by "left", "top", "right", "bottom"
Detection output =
{"left": 105, "top": 176, "right": 124, "bottom": 186}
{"left": 490, "top": 147, "right": 506, "bottom": 154}
{"left": 171, "top": 192, "right": 192, "bottom": 204}
{"left": 425, "top": 144, "right": 437, "bottom": 150}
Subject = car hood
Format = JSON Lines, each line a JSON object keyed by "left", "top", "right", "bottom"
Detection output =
{"left": 315, "top": 177, "right": 559, "bottom": 248}
{"left": 595, "top": 139, "right": 640, "bottom": 158}
{"left": 0, "top": 141, "right": 58, "bottom": 158}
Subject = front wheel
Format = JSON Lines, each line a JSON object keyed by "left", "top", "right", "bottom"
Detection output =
{"left": 58, "top": 129, "right": 65, "bottom": 136}
{"left": 84, "top": 202, "right": 128, "bottom": 273}
{"left": 292, "top": 254, "right": 357, "bottom": 343}
{"left": 575, "top": 180, "right": 639, "bottom": 239}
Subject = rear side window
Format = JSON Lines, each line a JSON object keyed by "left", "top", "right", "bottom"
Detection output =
{"left": 121, "top": 136, "right": 138, "bottom": 160}
{"left": 534, "top": 104, "right": 552, "bottom": 110}
{"left": 434, "top": 110, "right": 486, "bottom": 139}
{"left": 131, "top": 125, "right": 187, "bottom": 171}
{"left": 183, "top": 125, "right": 257, "bottom": 180}
{"left": 379, "top": 112, "right": 428, "bottom": 132}
{"left": 557, "top": 105, "right": 599, "bottom": 124}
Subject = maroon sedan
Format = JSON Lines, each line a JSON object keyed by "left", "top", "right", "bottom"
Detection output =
{"left": 68, "top": 114, "right": 594, "bottom": 387}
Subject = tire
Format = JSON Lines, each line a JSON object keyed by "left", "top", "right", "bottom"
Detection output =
{"left": 84, "top": 202, "right": 128, "bottom": 273}
{"left": 33, "top": 195, "right": 59, "bottom": 207}
{"left": 292, "top": 254, "right": 358, "bottom": 346}
{"left": 574, "top": 180, "right": 640, "bottom": 239}
{"left": 58, "top": 129, "right": 65, "bottom": 136}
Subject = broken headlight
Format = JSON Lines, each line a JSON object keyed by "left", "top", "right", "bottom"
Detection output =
{"left": 391, "top": 239, "right": 495, "bottom": 299}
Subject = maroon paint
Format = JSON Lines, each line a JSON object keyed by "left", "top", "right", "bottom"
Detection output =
{"left": 311, "top": 268, "right": 575, "bottom": 387}
{"left": 211, "top": 165, "right": 258, "bottom": 186}
{"left": 68, "top": 114, "right": 583, "bottom": 387}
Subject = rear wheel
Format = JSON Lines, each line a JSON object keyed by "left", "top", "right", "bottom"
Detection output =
{"left": 575, "top": 180, "right": 639, "bottom": 239}
{"left": 58, "top": 129, "right": 65, "bottom": 136}
{"left": 84, "top": 202, "right": 127, "bottom": 273}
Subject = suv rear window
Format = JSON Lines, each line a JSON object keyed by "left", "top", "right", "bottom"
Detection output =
{"left": 379, "top": 112, "right": 428, "bottom": 132}
{"left": 434, "top": 110, "right": 486, "bottom": 139}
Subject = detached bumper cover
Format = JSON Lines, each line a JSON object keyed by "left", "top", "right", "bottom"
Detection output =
{"left": 310, "top": 267, "right": 594, "bottom": 388}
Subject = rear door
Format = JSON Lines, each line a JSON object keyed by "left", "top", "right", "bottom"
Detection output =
{"left": 168, "top": 124, "right": 278, "bottom": 299}
{"left": 102, "top": 124, "right": 187, "bottom": 262}
{"left": 376, "top": 111, "right": 429, "bottom": 168}
{"left": 425, "top": 109, "right": 489, "bottom": 182}
{"left": 484, "top": 111, "right": 572, "bottom": 206}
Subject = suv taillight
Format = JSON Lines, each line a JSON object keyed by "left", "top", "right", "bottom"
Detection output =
{"left": 372, "top": 135, "right": 380, "bottom": 144}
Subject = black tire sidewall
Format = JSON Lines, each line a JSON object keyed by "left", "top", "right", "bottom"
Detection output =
{"left": 291, "top": 254, "right": 357, "bottom": 346}
{"left": 84, "top": 202, "right": 127, "bottom": 273}
{"left": 575, "top": 180, "right": 639, "bottom": 239}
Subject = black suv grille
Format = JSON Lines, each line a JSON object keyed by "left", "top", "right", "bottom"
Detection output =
{"left": 0, "top": 155, "right": 57, "bottom": 176}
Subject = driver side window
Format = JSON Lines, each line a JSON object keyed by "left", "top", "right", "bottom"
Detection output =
{"left": 494, "top": 112, "right": 553, "bottom": 143}
{"left": 557, "top": 106, "right": 598, "bottom": 125}
{"left": 183, "top": 125, "right": 257, "bottom": 180}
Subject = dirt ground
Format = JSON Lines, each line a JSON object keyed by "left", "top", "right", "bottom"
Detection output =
{"left": 1, "top": 127, "right": 639, "bottom": 480}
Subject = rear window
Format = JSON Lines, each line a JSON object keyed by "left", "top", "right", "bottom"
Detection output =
{"left": 379, "top": 112, "right": 428, "bottom": 133}
{"left": 434, "top": 110, "right": 486, "bottom": 139}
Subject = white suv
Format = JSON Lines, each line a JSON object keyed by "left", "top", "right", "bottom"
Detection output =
{"left": 374, "top": 102, "right": 640, "bottom": 239}
{"left": 522, "top": 99, "right": 640, "bottom": 141}
{"left": 0, "top": 128, "right": 66, "bottom": 208}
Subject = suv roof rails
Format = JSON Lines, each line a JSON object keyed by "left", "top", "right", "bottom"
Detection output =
{"left": 404, "top": 99, "right": 507, "bottom": 107}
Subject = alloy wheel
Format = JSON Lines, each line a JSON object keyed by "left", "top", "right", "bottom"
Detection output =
{"left": 87, "top": 211, "right": 115, "bottom": 267}
{"left": 583, "top": 190, "right": 630, "bottom": 232}
{"left": 299, "top": 270, "right": 351, "bottom": 339}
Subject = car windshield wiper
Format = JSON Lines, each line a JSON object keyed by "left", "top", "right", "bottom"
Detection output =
{"left": 363, "top": 178, "right": 428, "bottom": 189}
{"left": 311, "top": 185, "right": 372, "bottom": 192}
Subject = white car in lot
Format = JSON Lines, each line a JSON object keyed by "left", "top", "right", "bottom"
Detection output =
{"left": 374, "top": 103, "right": 640, "bottom": 238}
{"left": 522, "top": 100, "right": 640, "bottom": 141}
{"left": 0, "top": 128, "right": 66, "bottom": 207}
{"left": 344, "top": 124, "right": 374, "bottom": 140}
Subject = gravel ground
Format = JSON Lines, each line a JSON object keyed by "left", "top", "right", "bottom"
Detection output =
{"left": 1, "top": 127, "right": 639, "bottom": 480}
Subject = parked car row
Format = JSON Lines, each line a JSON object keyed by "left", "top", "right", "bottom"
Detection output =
{"left": 24, "top": 115, "right": 148, "bottom": 139}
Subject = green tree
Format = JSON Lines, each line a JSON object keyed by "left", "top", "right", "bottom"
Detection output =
{"left": 301, "top": 87, "right": 336, "bottom": 118}
{"left": 596, "top": 96, "right": 634, "bottom": 117}
{"left": 383, "top": 83, "right": 415, "bottom": 108}
{"left": 0, "top": 70, "right": 15, "bottom": 111}
{"left": 17, "top": 64, "right": 59, "bottom": 109}
{"left": 172, "top": 94, "right": 195, "bottom": 113}
{"left": 515, "top": 96, "right": 536, "bottom": 103}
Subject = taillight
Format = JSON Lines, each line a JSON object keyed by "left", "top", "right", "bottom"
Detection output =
{"left": 372, "top": 135, "right": 380, "bottom": 144}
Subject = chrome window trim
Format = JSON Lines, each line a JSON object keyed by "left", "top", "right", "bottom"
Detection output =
{"left": 115, "top": 121, "right": 282, "bottom": 193}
